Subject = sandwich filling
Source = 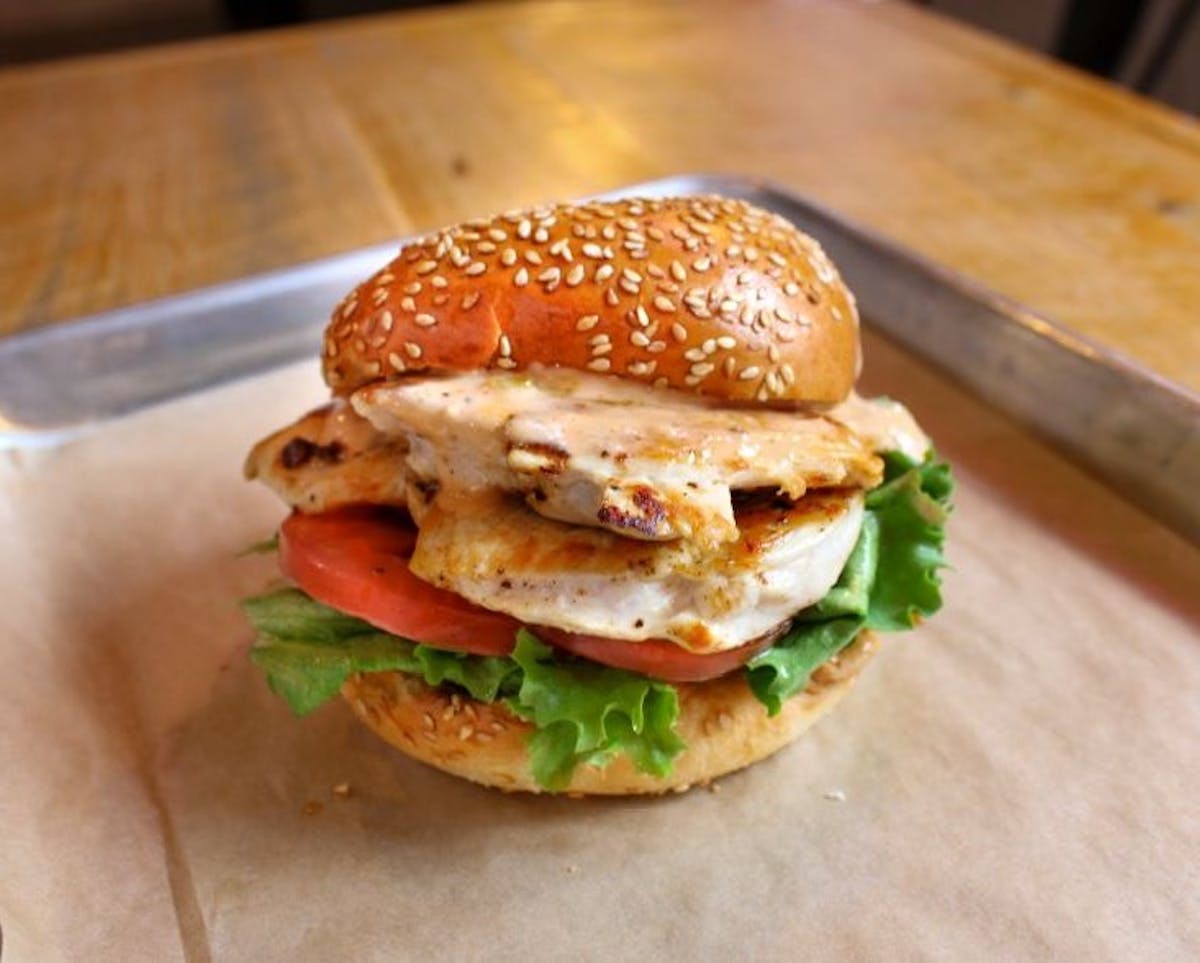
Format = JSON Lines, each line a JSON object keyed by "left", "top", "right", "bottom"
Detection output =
{"left": 244, "top": 368, "right": 951, "bottom": 789}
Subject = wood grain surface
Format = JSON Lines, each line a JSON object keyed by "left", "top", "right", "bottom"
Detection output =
{"left": 1, "top": 0, "right": 1197, "bottom": 390}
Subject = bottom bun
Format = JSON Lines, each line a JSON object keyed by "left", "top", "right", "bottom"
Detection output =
{"left": 341, "top": 630, "right": 879, "bottom": 795}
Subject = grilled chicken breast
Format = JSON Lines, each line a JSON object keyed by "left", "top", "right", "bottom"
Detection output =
{"left": 353, "top": 369, "right": 882, "bottom": 546}
{"left": 244, "top": 401, "right": 408, "bottom": 513}
{"left": 409, "top": 488, "right": 864, "bottom": 652}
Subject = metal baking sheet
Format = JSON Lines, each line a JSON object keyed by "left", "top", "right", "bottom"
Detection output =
{"left": 1, "top": 174, "right": 1196, "bottom": 541}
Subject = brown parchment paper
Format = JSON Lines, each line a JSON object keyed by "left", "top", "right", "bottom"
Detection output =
{"left": 1, "top": 332, "right": 1198, "bottom": 962}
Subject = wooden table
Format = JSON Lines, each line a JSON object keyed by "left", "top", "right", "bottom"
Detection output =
{"left": 2, "top": 0, "right": 1198, "bottom": 392}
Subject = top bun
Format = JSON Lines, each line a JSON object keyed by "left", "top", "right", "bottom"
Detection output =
{"left": 322, "top": 195, "right": 860, "bottom": 404}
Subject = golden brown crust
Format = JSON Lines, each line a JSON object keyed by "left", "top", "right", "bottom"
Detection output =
{"left": 323, "top": 196, "right": 859, "bottom": 404}
{"left": 340, "top": 630, "right": 878, "bottom": 795}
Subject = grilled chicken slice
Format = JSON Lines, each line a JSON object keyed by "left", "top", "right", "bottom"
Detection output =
{"left": 244, "top": 401, "right": 408, "bottom": 513}
{"left": 409, "top": 488, "right": 864, "bottom": 652}
{"left": 353, "top": 369, "right": 881, "bottom": 546}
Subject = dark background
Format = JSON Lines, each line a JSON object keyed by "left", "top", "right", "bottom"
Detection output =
{"left": 0, "top": 0, "right": 1196, "bottom": 116}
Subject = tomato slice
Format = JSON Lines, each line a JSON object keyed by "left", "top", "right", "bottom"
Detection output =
{"left": 535, "top": 626, "right": 777, "bottom": 683}
{"left": 280, "top": 506, "right": 773, "bottom": 682}
{"left": 280, "top": 507, "right": 519, "bottom": 655}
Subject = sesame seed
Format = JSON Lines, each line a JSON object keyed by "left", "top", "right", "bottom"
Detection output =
{"left": 404, "top": 342, "right": 423, "bottom": 359}
{"left": 514, "top": 267, "right": 529, "bottom": 287}
{"left": 595, "top": 264, "right": 615, "bottom": 282}
{"left": 631, "top": 331, "right": 650, "bottom": 347}
{"left": 635, "top": 305, "right": 650, "bottom": 327}
{"left": 628, "top": 360, "right": 657, "bottom": 376}
{"left": 566, "top": 264, "right": 585, "bottom": 286}
{"left": 605, "top": 288, "right": 620, "bottom": 307}
{"left": 670, "top": 260, "right": 687, "bottom": 282}
{"left": 499, "top": 334, "right": 512, "bottom": 357}
{"left": 647, "top": 340, "right": 666, "bottom": 353}
{"left": 379, "top": 310, "right": 394, "bottom": 332}
{"left": 458, "top": 725, "right": 475, "bottom": 741}
{"left": 415, "top": 313, "right": 436, "bottom": 327}
{"left": 780, "top": 363, "right": 796, "bottom": 385}
{"left": 619, "top": 278, "right": 640, "bottom": 295}
{"left": 537, "top": 266, "right": 561, "bottom": 285}
{"left": 524, "top": 250, "right": 543, "bottom": 265}
{"left": 737, "top": 270, "right": 754, "bottom": 285}
{"left": 465, "top": 262, "right": 486, "bottom": 276}
{"left": 653, "top": 295, "right": 676, "bottom": 312}
{"left": 671, "top": 322, "right": 688, "bottom": 342}
{"left": 400, "top": 297, "right": 416, "bottom": 313}
{"left": 716, "top": 335, "right": 736, "bottom": 349}
{"left": 622, "top": 267, "right": 643, "bottom": 284}
{"left": 745, "top": 247, "right": 759, "bottom": 261}
{"left": 582, "top": 242, "right": 604, "bottom": 259}
{"left": 372, "top": 288, "right": 388, "bottom": 306}
{"left": 738, "top": 365, "right": 761, "bottom": 381}
{"left": 388, "top": 352, "right": 406, "bottom": 372}
{"left": 430, "top": 275, "right": 448, "bottom": 288}
{"left": 378, "top": 272, "right": 395, "bottom": 284}
{"left": 549, "top": 238, "right": 572, "bottom": 260}
{"left": 784, "top": 281, "right": 800, "bottom": 296}
{"left": 725, "top": 246, "right": 741, "bottom": 259}
{"left": 719, "top": 299, "right": 738, "bottom": 315}
{"left": 832, "top": 306, "right": 844, "bottom": 322}
{"left": 702, "top": 338, "right": 717, "bottom": 354}
{"left": 340, "top": 299, "right": 357, "bottom": 319}
{"left": 517, "top": 219, "right": 532, "bottom": 239}
{"left": 769, "top": 251, "right": 787, "bottom": 267}
{"left": 416, "top": 260, "right": 437, "bottom": 275}
{"left": 684, "top": 347, "right": 706, "bottom": 362}
{"left": 767, "top": 344, "right": 781, "bottom": 363}
{"left": 501, "top": 248, "right": 518, "bottom": 266}
{"left": 618, "top": 217, "right": 638, "bottom": 230}
{"left": 533, "top": 228, "right": 549, "bottom": 243}
{"left": 422, "top": 713, "right": 435, "bottom": 731}
{"left": 602, "top": 224, "right": 617, "bottom": 240}
{"left": 587, "top": 333, "right": 611, "bottom": 346}
{"left": 684, "top": 375, "right": 702, "bottom": 387}
{"left": 586, "top": 358, "right": 612, "bottom": 372}
{"left": 496, "top": 357, "right": 517, "bottom": 369}
{"left": 488, "top": 228, "right": 507, "bottom": 242}
{"left": 776, "top": 305, "right": 796, "bottom": 323}
{"left": 723, "top": 356, "right": 737, "bottom": 378}
{"left": 591, "top": 343, "right": 613, "bottom": 357}
{"left": 766, "top": 370, "right": 782, "bottom": 395}
{"left": 576, "top": 314, "right": 600, "bottom": 331}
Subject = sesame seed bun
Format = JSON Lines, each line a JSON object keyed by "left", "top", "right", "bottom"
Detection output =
{"left": 340, "top": 630, "right": 878, "bottom": 795}
{"left": 323, "top": 196, "right": 860, "bottom": 404}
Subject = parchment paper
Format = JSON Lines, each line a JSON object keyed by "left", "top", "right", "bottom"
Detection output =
{"left": 1, "top": 332, "right": 1197, "bottom": 962}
